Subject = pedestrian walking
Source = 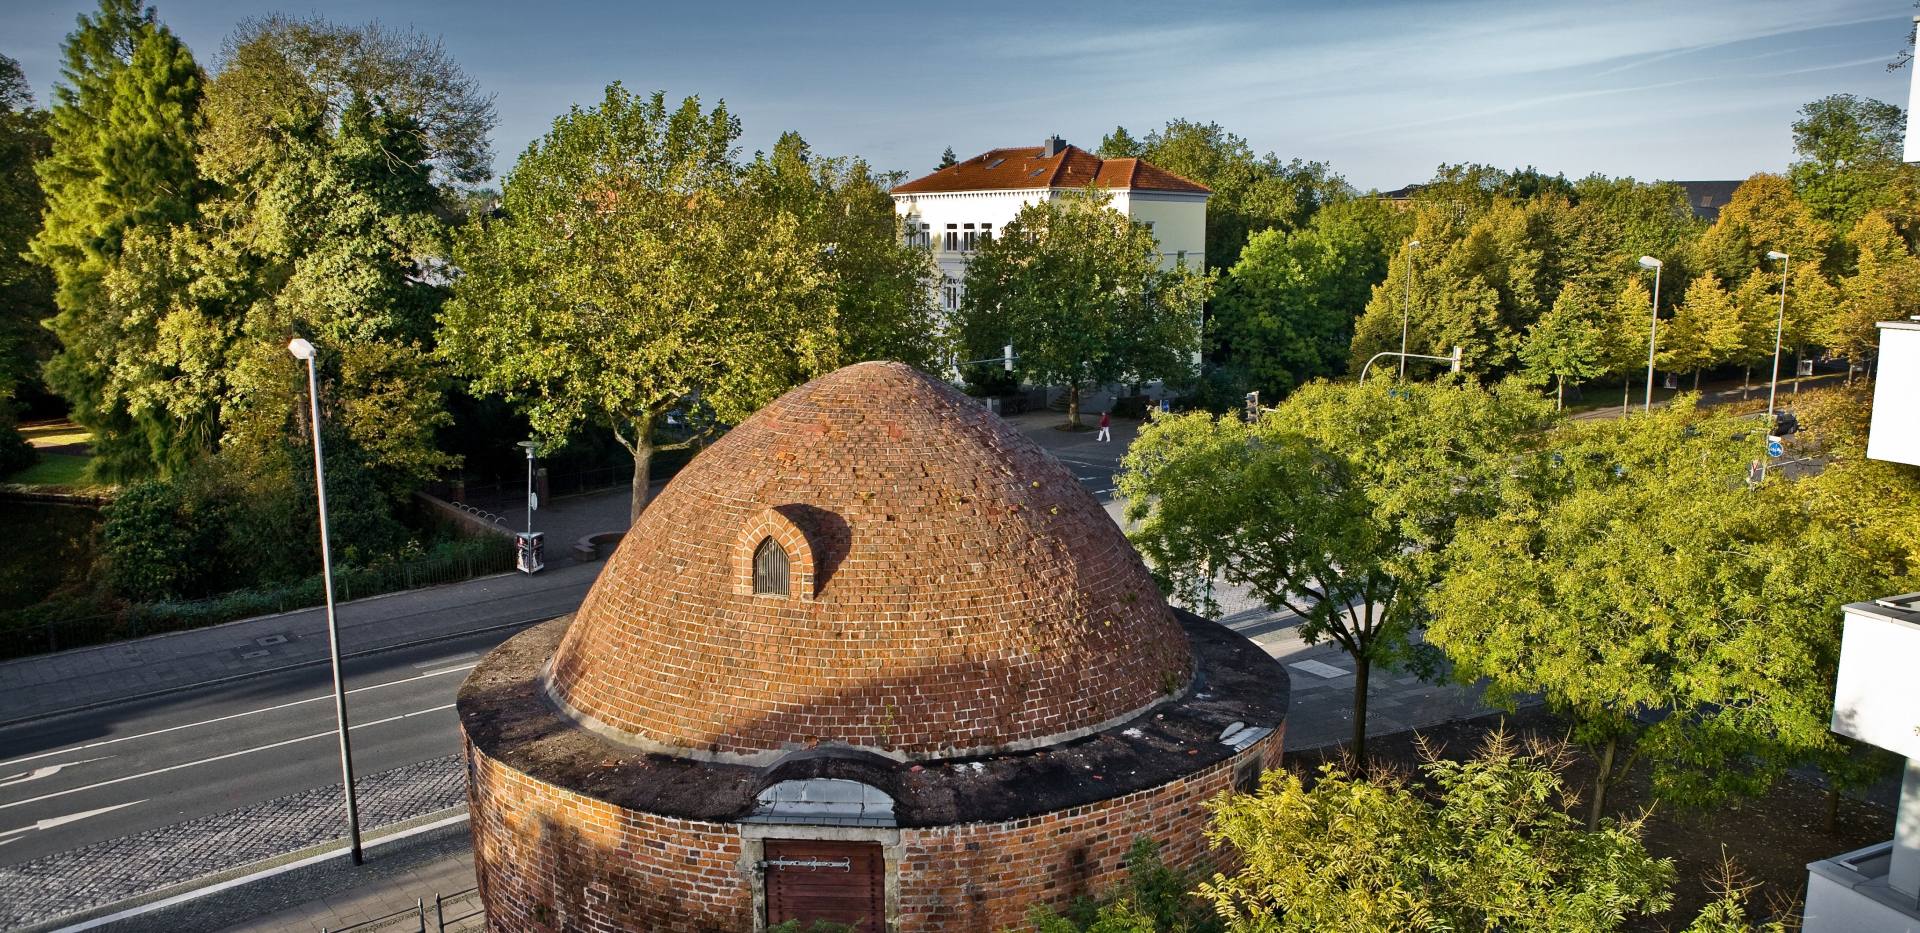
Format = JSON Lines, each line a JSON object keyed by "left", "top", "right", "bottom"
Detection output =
{"left": 1097, "top": 410, "right": 1112, "bottom": 443}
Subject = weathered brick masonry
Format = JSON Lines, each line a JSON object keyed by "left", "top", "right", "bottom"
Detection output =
{"left": 465, "top": 726, "right": 1285, "bottom": 932}
{"left": 459, "top": 363, "right": 1291, "bottom": 931}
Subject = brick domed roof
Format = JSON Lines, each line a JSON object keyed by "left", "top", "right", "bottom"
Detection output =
{"left": 544, "top": 362, "right": 1192, "bottom": 761}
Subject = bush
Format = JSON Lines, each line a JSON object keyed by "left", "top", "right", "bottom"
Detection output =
{"left": 0, "top": 419, "right": 36, "bottom": 477}
{"left": 1029, "top": 838, "right": 1221, "bottom": 933}
{"left": 99, "top": 479, "right": 221, "bottom": 602}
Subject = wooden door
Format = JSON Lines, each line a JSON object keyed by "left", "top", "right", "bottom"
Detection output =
{"left": 764, "top": 839, "right": 886, "bottom": 930}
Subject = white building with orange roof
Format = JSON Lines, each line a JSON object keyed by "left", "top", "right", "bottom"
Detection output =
{"left": 890, "top": 136, "right": 1210, "bottom": 314}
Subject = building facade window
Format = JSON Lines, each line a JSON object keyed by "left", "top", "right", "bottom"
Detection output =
{"left": 942, "top": 278, "right": 958, "bottom": 311}
{"left": 753, "top": 537, "right": 790, "bottom": 596}
{"left": 944, "top": 224, "right": 959, "bottom": 252}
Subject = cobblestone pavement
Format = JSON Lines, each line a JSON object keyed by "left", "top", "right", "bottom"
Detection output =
{"left": 0, "top": 756, "right": 465, "bottom": 929}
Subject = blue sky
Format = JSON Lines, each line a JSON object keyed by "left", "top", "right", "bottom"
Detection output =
{"left": 4, "top": 0, "right": 1913, "bottom": 190}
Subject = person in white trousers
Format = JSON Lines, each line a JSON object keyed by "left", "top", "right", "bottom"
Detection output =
{"left": 1097, "top": 410, "right": 1112, "bottom": 443}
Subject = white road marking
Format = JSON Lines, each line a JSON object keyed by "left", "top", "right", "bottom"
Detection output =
{"left": 0, "top": 799, "right": 145, "bottom": 844}
{"left": 1288, "top": 659, "right": 1350, "bottom": 679}
{"left": 0, "top": 758, "right": 110, "bottom": 788}
{"left": 0, "top": 663, "right": 477, "bottom": 769}
{"left": 0, "top": 703, "right": 457, "bottom": 812}
{"left": 412, "top": 651, "right": 476, "bottom": 669}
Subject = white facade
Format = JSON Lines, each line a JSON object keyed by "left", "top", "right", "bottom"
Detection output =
{"left": 890, "top": 184, "right": 1207, "bottom": 316}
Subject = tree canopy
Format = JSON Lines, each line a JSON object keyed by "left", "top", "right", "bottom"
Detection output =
{"left": 1120, "top": 379, "right": 1553, "bottom": 757}
{"left": 957, "top": 187, "right": 1211, "bottom": 426}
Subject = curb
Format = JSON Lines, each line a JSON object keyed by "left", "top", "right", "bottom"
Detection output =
{"left": 28, "top": 807, "right": 472, "bottom": 933}
{"left": 0, "top": 616, "right": 546, "bottom": 730}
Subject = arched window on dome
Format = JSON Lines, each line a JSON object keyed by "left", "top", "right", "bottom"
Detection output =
{"left": 753, "top": 537, "right": 790, "bottom": 597}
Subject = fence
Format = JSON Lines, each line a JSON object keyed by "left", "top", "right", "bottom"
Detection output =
{"left": 0, "top": 536, "right": 516, "bottom": 661}
{"left": 320, "top": 887, "right": 485, "bottom": 933}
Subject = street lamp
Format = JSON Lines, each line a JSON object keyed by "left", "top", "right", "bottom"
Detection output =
{"left": 517, "top": 440, "right": 538, "bottom": 537}
{"left": 1399, "top": 240, "right": 1421, "bottom": 381}
{"left": 1765, "top": 251, "right": 1790, "bottom": 423}
{"left": 286, "top": 337, "right": 363, "bottom": 866}
{"left": 1638, "top": 256, "right": 1663, "bottom": 413}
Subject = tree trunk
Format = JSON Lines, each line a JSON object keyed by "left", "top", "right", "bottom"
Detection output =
{"left": 1351, "top": 654, "right": 1371, "bottom": 769}
{"left": 1794, "top": 349, "right": 1804, "bottom": 396}
{"left": 1066, "top": 384, "right": 1082, "bottom": 429}
{"left": 1622, "top": 377, "right": 1630, "bottom": 414}
{"left": 1826, "top": 785, "right": 1841, "bottom": 834}
{"left": 1588, "top": 736, "right": 1617, "bottom": 831}
{"left": 626, "top": 415, "right": 657, "bottom": 524}
{"left": 1742, "top": 364, "right": 1752, "bottom": 400}
{"left": 1693, "top": 369, "right": 1702, "bottom": 392}
{"left": 1555, "top": 375, "right": 1564, "bottom": 412}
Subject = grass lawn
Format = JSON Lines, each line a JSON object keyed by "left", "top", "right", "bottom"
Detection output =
{"left": 21, "top": 422, "right": 91, "bottom": 448}
{"left": 5, "top": 453, "right": 92, "bottom": 487}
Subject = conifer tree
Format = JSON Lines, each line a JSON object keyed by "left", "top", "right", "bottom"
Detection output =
{"left": 30, "top": 0, "right": 206, "bottom": 479}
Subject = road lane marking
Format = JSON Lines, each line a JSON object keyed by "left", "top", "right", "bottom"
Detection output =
{"left": 0, "top": 702, "right": 458, "bottom": 812}
{"left": 0, "top": 758, "right": 110, "bottom": 788}
{"left": 412, "top": 651, "right": 477, "bottom": 668}
{"left": 0, "top": 799, "right": 146, "bottom": 845}
{"left": 0, "top": 663, "right": 478, "bottom": 769}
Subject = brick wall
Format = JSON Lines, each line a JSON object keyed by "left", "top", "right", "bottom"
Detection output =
{"left": 546, "top": 362, "right": 1193, "bottom": 761}
{"left": 466, "top": 726, "right": 1283, "bottom": 932}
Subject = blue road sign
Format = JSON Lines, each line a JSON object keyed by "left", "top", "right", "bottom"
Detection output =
{"left": 1766, "top": 436, "right": 1784, "bottom": 458}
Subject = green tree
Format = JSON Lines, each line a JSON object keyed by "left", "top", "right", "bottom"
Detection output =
{"left": 744, "top": 132, "right": 943, "bottom": 368}
{"left": 1789, "top": 94, "right": 1912, "bottom": 232}
{"left": 958, "top": 187, "right": 1211, "bottom": 427}
{"left": 1213, "top": 198, "right": 1408, "bottom": 400}
{"left": 1428, "top": 402, "right": 1918, "bottom": 827}
{"left": 442, "top": 85, "right": 839, "bottom": 521}
{"left": 1696, "top": 174, "right": 1831, "bottom": 283}
{"left": 30, "top": 0, "right": 207, "bottom": 480}
{"left": 1111, "top": 120, "right": 1350, "bottom": 269}
{"left": 1828, "top": 210, "right": 1920, "bottom": 378}
{"left": 1119, "top": 380, "right": 1553, "bottom": 758}
{"left": 1200, "top": 731, "right": 1675, "bottom": 932}
{"left": 0, "top": 54, "right": 53, "bottom": 458}
{"left": 1520, "top": 282, "right": 1612, "bottom": 409}
{"left": 1658, "top": 275, "right": 1745, "bottom": 390}
{"left": 935, "top": 145, "right": 956, "bottom": 169}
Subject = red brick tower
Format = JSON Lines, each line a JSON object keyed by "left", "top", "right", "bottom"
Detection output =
{"left": 459, "top": 362, "right": 1287, "bottom": 932}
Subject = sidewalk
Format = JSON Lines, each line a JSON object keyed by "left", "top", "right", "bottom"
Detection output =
{"left": 0, "top": 486, "right": 632, "bottom": 725}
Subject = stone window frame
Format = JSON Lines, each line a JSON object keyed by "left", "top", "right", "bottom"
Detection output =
{"left": 735, "top": 508, "right": 816, "bottom": 600}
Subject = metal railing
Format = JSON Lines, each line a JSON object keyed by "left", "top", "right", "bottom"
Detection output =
{"left": 320, "top": 887, "right": 484, "bottom": 933}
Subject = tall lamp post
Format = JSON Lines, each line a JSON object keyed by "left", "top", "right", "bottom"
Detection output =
{"left": 1765, "top": 251, "right": 1791, "bottom": 421}
{"left": 1638, "top": 255, "right": 1663, "bottom": 413}
{"left": 1399, "top": 240, "right": 1421, "bottom": 381}
{"left": 287, "top": 337, "right": 363, "bottom": 866}
{"left": 517, "top": 440, "right": 538, "bottom": 537}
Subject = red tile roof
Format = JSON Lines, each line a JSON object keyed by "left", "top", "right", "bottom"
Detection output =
{"left": 893, "top": 145, "right": 1210, "bottom": 196}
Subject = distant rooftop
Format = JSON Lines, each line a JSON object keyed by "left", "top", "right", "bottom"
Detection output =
{"left": 1668, "top": 180, "right": 1742, "bottom": 221}
{"left": 893, "top": 138, "right": 1210, "bottom": 196}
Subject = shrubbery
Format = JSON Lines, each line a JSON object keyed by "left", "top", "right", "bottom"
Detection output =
{"left": 0, "top": 419, "right": 35, "bottom": 477}
{"left": 99, "top": 437, "right": 409, "bottom": 602}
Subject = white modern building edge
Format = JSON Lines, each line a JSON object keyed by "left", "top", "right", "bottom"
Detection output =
{"left": 1803, "top": 40, "right": 1920, "bottom": 923}
{"left": 889, "top": 136, "right": 1210, "bottom": 318}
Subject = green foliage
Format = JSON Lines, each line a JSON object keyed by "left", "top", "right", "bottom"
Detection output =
{"left": 1120, "top": 379, "right": 1553, "bottom": 754}
{"left": 1428, "top": 401, "right": 1920, "bottom": 822}
{"left": 1103, "top": 119, "right": 1350, "bottom": 269}
{"left": 1657, "top": 275, "right": 1745, "bottom": 386}
{"left": 1029, "top": 838, "right": 1221, "bottom": 933}
{"left": 1200, "top": 731, "right": 1675, "bottom": 932}
{"left": 1788, "top": 94, "right": 1914, "bottom": 233}
{"left": 1827, "top": 210, "right": 1920, "bottom": 368}
{"left": 936, "top": 145, "right": 956, "bottom": 169}
{"left": 1520, "top": 281, "right": 1613, "bottom": 408}
{"left": 0, "top": 53, "right": 54, "bottom": 413}
{"left": 0, "top": 418, "right": 38, "bottom": 477}
{"left": 442, "top": 85, "right": 847, "bottom": 519}
{"left": 744, "top": 131, "right": 944, "bottom": 369}
{"left": 958, "top": 187, "right": 1210, "bottom": 425}
{"left": 1213, "top": 199, "right": 1409, "bottom": 400}
{"left": 96, "top": 439, "right": 407, "bottom": 602}
{"left": 30, "top": 0, "right": 208, "bottom": 481}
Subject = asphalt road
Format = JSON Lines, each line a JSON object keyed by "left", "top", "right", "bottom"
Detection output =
{"left": 0, "top": 433, "right": 1133, "bottom": 879}
{"left": 0, "top": 625, "right": 531, "bottom": 867}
